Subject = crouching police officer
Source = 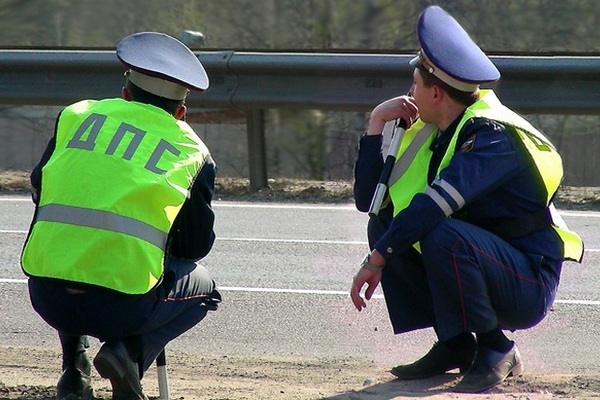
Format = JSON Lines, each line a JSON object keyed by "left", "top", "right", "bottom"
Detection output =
{"left": 351, "top": 6, "right": 583, "bottom": 393}
{"left": 21, "top": 32, "right": 221, "bottom": 400}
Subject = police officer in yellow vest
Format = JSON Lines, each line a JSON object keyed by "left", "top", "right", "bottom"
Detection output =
{"left": 352, "top": 6, "right": 583, "bottom": 393}
{"left": 21, "top": 32, "right": 221, "bottom": 400}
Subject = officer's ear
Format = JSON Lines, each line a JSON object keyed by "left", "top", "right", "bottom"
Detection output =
{"left": 431, "top": 84, "right": 446, "bottom": 103}
{"left": 122, "top": 87, "right": 133, "bottom": 101}
{"left": 174, "top": 104, "right": 187, "bottom": 121}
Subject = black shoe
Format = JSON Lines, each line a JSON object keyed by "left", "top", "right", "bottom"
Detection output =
{"left": 57, "top": 349, "right": 93, "bottom": 399}
{"left": 390, "top": 341, "right": 476, "bottom": 380}
{"left": 93, "top": 341, "right": 148, "bottom": 400}
{"left": 453, "top": 342, "right": 524, "bottom": 393}
{"left": 56, "top": 367, "right": 93, "bottom": 399}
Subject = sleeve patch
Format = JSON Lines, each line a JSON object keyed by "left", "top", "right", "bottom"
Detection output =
{"left": 460, "top": 134, "right": 476, "bottom": 152}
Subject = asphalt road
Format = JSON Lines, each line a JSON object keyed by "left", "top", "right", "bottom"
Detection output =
{"left": 1, "top": 195, "right": 599, "bottom": 373}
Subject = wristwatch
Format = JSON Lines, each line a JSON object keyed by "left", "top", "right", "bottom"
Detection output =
{"left": 360, "top": 253, "right": 384, "bottom": 272}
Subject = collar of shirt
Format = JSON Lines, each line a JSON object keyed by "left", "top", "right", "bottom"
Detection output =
{"left": 429, "top": 112, "right": 465, "bottom": 152}
{"left": 426, "top": 111, "right": 465, "bottom": 184}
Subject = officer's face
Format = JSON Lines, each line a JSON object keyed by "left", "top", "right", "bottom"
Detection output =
{"left": 411, "top": 69, "right": 436, "bottom": 124}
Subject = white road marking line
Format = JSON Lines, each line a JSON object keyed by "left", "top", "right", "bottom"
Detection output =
{"left": 3, "top": 196, "right": 600, "bottom": 216}
{"left": 0, "top": 197, "right": 358, "bottom": 210}
{"left": 0, "top": 230, "right": 368, "bottom": 245}
{"left": 5, "top": 230, "right": 600, "bottom": 254}
{"left": 213, "top": 202, "right": 357, "bottom": 211}
{"left": 219, "top": 237, "right": 367, "bottom": 245}
{"left": 1, "top": 278, "right": 598, "bottom": 306}
{"left": 560, "top": 211, "right": 600, "bottom": 217}
{"left": 3, "top": 230, "right": 600, "bottom": 252}
{"left": 0, "top": 197, "right": 31, "bottom": 202}
{"left": 555, "top": 299, "right": 600, "bottom": 306}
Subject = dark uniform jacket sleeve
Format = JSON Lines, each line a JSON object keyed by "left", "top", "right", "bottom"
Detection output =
{"left": 353, "top": 134, "right": 384, "bottom": 212}
{"left": 168, "top": 157, "right": 216, "bottom": 261}
{"left": 30, "top": 118, "right": 60, "bottom": 205}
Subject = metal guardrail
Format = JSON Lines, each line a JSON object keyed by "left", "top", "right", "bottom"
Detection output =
{"left": 2, "top": 50, "right": 600, "bottom": 188}
{"left": 3, "top": 50, "right": 600, "bottom": 113}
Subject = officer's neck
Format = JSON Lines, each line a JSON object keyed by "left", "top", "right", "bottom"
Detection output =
{"left": 436, "top": 97, "right": 468, "bottom": 132}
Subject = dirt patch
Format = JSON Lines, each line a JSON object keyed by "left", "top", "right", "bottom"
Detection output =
{"left": 0, "top": 171, "right": 32, "bottom": 194}
{"left": 552, "top": 186, "right": 600, "bottom": 211}
{"left": 1, "top": 346, "right": 600, "bottom": 400}
{"left": 213, "top": 177, "right": 354, "bottom": 203}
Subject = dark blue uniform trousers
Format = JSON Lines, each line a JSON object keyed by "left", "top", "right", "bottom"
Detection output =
{"left": 368, "top": 213, "right": 559, "bottom": 342}
{"left": 28, "top": 257, "right": 220, "bottom": 374}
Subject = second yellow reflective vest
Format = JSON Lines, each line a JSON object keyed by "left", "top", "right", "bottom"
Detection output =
{"left": 387, "top": 90, "right": 583, "bottom": 262}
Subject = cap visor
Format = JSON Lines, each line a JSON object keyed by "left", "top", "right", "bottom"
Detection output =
{"left": 409, "top": 55, "right": 420, "bottom": 67}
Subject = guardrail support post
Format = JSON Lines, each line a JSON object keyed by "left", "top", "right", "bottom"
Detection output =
{"left": 246, "top": 109, "right": 268, "bottom": 191}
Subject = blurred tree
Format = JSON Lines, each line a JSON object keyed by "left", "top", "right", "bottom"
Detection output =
{"left": 1, "top": 0, "right": 599, "bottom": 181}
{"left": 267, "top": 109, "right": 327, "bottom": 179}
{"left": 1, "top": 0, "right": 599, "bottom": 51}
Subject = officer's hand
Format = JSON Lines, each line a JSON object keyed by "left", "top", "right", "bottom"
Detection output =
{"left": 350, "top": 266, "right": 382, "bottom": 312}
{"left": 367, "top": 95, "right": 419, "bottom": 136}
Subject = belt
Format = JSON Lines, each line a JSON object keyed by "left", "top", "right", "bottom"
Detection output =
{"left": 470, "top": 208, "right": 552, "bottom": 239}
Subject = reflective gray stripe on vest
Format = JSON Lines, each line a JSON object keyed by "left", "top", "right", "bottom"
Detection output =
{"left": 387, "top": 123, "right": 437, "bottom": 186}
{"left": 36, "top": 204, "right": 168, "bottom": 249}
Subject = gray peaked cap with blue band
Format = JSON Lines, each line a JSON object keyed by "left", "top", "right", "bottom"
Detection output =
{"left": 117, "top": 32, "right": 209, "bottom": 100}
{"left": 409, "top": 6, "right": 500, "bottom": 92}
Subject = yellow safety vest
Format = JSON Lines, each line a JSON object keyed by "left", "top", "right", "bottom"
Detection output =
{"left": 21, "top": 98, "right": 211, "bottom": 294}
{"left": 387, "top": 90, "right": 583, "bottom": 262}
